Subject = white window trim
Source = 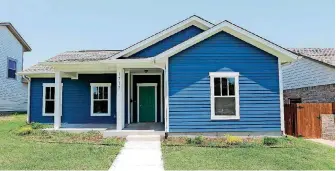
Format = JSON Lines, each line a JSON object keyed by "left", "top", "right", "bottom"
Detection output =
{"left": 209, "top": 72, "right": 240, "bottom": 120}
{"left": 42, "top": 83, "right": 63, "bottom": 116}
{"left": 90, "top": 83, "right": 111, "bottom": 116}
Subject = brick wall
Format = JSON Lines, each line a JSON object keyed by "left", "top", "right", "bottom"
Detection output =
{"left": 284, "top": 84, "right": 335, "bottom": 104}
{"left": 321, "top": 114, "right": 335, "bottom": 140}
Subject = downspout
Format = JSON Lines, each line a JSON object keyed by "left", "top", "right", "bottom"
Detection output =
{"left": 22, "top": 75, "right": 31, "bottom": 123}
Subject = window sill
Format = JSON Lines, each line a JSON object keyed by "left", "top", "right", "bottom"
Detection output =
{"left": 43, "top": 113, "right": 54, "bottom": 116}
{"left": 211, "top": 116, "right": 240, "bottom": 120}
{"left": 91, "top": 113, "right": 111, "bottom": 117}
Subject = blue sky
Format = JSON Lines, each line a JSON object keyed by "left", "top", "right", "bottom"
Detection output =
{"left": 1, "top": 0, "right": 334, "bottom": 68}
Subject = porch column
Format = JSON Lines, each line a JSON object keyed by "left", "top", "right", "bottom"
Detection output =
{"left": 116, "top": 67, "right": 125, "bottom": 130}
{"left": 54, "top": 71, "right": 62, "bottom": 129}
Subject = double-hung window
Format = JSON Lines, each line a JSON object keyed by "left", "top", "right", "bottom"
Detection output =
{"left": 8, "top": 58, "right": 17, "bottom": 79}
{"left": 90, "top": 83, "right": 111, "bottom": 116}
{"left": 210, "top": 72, "right": 240, "bottom": 120}
{"left": 43, "top": 83, "right": 55, "bottom": 116}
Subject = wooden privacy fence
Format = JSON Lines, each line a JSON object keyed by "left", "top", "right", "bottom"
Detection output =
{"left": 284, "top": 103, "right": 335, "bottom": 138}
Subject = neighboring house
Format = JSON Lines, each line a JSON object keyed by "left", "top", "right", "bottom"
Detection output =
{"left": 19, "top": 16, "right": 299, "bottom": 136}
{"left": 0, "top": 22, "right": 31, "bottom": 112}
{"left": 282, "top": 48, "right": 335, "bottom": 104}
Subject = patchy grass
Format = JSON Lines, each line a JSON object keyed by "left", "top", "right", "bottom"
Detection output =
{"left": 162, "top": 136, "right": 335, "bottom": 170}
{"left": 0, "top": 114, "right": 124, "bottom": 170}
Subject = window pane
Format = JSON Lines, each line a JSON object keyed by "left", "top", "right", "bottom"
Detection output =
{"left": 221, "top": 78, "right": 228, "bottom": 96}
{"left": 98, "top": 87, "right": 104, "bottom": 99}
{"left": 214, "top": 78, "right": 221, "bottom": 96}
{"left": 46, "top": 87, "right": 51, "bottom": 99}
{"left": 45, "top": 101, "right": 55, "bottom": 113}
{"left": 215, "top": 97, "right": 235, "bottom": 116}
{"left": 103, "top": 87, "right": 108, "bottom": 99}
{"left": 8, "top": 60, "right": 16, "bottom": 69}
{"left": 94, "top": 100, "right": 108, "bottom": 113}
{"left": 228, "top": 78, "right": 235, "bottom": 95}
{"left": 50, "top": 87, "right": 55, "bottom": 99}
{"left": 8, "top": 69, "right": 16, "bottom": 79}
{"left": 93, "top": 87, "right": 98, "bottom": 99}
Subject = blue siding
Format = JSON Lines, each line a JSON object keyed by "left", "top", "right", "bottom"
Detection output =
{"left": 168, "top": 31, "right": 281, "bottom": 133}
{"left": 30, "top": 74, "right": 117, "bottom": 124}
{"left": 129, "top": 26, "right": 203, "bottom": 58}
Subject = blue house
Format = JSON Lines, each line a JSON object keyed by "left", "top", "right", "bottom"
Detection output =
{"left": 20, "top": 16, "right": 298, "bottom": 136}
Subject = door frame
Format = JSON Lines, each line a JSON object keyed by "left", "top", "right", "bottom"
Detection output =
{"left": 130, "top": 72, "right": 163, "bottom": 123}
{"left": 137, "top": 83, "right": 158, "bottom": 123}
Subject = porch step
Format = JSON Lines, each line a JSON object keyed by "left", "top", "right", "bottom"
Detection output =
{"left": 103, "top": 130, "right": 165, "bottom": 138}
{"left": 126, "top": 135, "right": 161, "bottom": 141}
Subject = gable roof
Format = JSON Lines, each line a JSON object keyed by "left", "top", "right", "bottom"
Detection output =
{"left": 288, "top": 48, "right": 334, "bottom": 66}
{"left": 154, "top": 20, "right": 299, "bottom": 62}
{"left": 108, "top": 15, "right": 214, "bottom": 59}
{"left": 0, "top": 22, "right": 31, "bottom": 52}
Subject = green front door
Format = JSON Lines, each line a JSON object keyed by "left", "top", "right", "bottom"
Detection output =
{"left": 138, "top": 86, "right": 156, "bottom": 122}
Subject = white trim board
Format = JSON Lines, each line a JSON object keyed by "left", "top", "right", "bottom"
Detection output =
{"left": 155, "top": 20, "right": 298, "bottom": 63}
{"left": 107, "top": 16, "right": 214, "bottom": 60}
{"left": 137, "top": 83, "right": 158, "bottom": 123}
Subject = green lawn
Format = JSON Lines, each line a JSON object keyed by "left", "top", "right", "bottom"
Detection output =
{"left": 162, "top": 136, "right": 335, "bottom": 170}
{"left": 0, "top": 114, "right": 124, "bottom": 170}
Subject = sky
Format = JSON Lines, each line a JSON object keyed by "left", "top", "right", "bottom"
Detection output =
{"left": 1, "top": 0, "right": 335, "bottom": 68}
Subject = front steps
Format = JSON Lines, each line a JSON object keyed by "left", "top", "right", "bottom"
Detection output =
{"left": 103, "top": 130, "right": 165, "bottom": 138}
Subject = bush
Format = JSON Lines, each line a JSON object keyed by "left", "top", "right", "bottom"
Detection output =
{"left": 194, "top": 135, "right": 204, "bottom": 145}
{"left": 225, "top": 134, "right": 243, "bottom": 145}
{"left": 263, "top": 137, "right": 278, "bottom": 146}
{"left": 30, "top": 122, "right": 44, "bottom": 129}
{"left": 15, "top": 126, "right": 33, "bottom": 135}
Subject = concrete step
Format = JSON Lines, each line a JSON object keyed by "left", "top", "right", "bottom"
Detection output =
{"left": 103, "top": 130, "right": 165, "bottom": 138}
{"left": 126, "top": 135, "right": 161, "bottom": 141}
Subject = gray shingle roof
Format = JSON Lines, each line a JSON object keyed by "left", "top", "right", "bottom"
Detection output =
{"left": 288, "top": 48, "right": 335, "bottom": 66}
{"left": 21, "top": 50, "right": 121, "bottom": 74}
{"left": 22, "top": 64, "right": 54, "bottom": 73}
{"left": 46, "top": 50, "right": 121, "bottom": 62}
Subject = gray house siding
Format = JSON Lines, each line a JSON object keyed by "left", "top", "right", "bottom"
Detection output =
{"left": 0, "top": 26, "right": 27, "bottom": 112}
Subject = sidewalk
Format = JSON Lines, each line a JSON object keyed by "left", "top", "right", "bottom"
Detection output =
{"left": 307, "top": 139, "right": 335, "bottom": 147}
{"left": 109, "top": 135, "right": 164, "bottom": 171}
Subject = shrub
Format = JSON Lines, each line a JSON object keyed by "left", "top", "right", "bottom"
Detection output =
{"left": 225, "top": 134, "right": 243, "bottom": 145}
{"left": 186, "top": 137, "right": 193, "bottom": 144}
{"left": 15, "top": 126, "right": 33, "bottom": 136}
{"left": 194, "top": 135, "right": 204, "bottom": 145}
{"left": 263, "top": 137, "right": 278, "bottom": 146}
{"left": 30, "top": 122, "right": 44, "bottom": 129}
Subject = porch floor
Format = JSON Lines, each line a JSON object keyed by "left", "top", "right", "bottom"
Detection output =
{"left": 123, "top": 122, "right": 164, "bottom": 131}
{"left": 104, "top": 123, "right": 165, "bottom": 137}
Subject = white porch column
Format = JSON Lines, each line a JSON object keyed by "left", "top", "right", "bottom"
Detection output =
{"left": 54, "top": 71, "right": 63, "bottom": 129}
{"left": 116, "top": 67, "right": 125, "bottom": 130}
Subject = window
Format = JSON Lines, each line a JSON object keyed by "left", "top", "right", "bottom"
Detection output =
{"left": 8, "top": 59, "right": 17, "bottom": 79}
{"left": 289, "top": 98, "right": 301, "bottom": 104}
{"left": 210, "top": 72, "right": 240, "bottom": 120}
{"left": 90, "top": 83, "right": 111, "bottom": 116}
{"left": 43, "top": 83, "right": 55, "bottom": 116}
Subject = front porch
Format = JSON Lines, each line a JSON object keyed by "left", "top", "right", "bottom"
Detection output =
{"left": 44, "top": 122, "right": 165, "bottom": 137}
{"left": 47, "top": 65, "right": 167, "bottom": 135}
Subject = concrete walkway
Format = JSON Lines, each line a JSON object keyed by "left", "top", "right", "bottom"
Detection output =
{"left": 308, "top": 139, "right": 335, "bottom": 147}
{"left": 109, "top": 135, "right": 164, "bottom": 171}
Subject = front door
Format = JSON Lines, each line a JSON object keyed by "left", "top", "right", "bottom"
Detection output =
{"left": 138, "top": 83, "right": 156, "bottom": 122}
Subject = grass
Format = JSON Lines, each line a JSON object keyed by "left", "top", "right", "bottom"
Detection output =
{"left": 162, "top": 136, "right": 335, "bottom": 170}
{"left": 0, "top": 114, "right": 124, "bottom": 170}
